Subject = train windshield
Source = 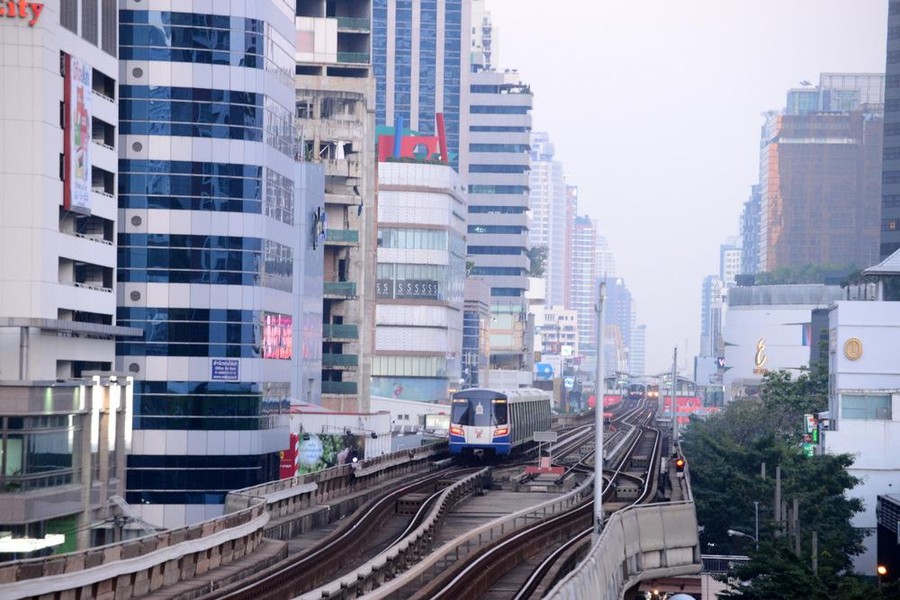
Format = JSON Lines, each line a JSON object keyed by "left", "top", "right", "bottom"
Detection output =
{"left": 451, "top": 391, "right": 509, "bottom": 426}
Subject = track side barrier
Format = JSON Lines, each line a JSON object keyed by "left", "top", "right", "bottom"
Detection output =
{"left": 544, "top": 501, "right": 701, "bottom": 600}
{"left": 1, "top": 442, "right": 447, "bottom": 600}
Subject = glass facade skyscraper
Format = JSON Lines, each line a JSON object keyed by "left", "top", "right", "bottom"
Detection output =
{"left": 117, "top": 0, "right": 303, "bottom": 528}
{"left": 372, "top": 0, "right": 467, "bottom": 168}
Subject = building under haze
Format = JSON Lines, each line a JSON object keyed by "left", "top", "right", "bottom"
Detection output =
{"left": 757, "top": 73, "right": 884, "bottom": 273}
{"left": 631, "top": 324, "right": 647, "bottom": 377}
{"left": 603, "top": 277, "right": 634, "bottom": 375}
{"left": 740, "top": 185, "right": 761, "bottom": 275}
{"left": 571, "top": 216, "right": 600, "bottom": 357}
{"left": 700, "top": 275, "right": 725, "bottom": 359}
{"left": 529, "top": 132, "right": 568, "bottom": 308}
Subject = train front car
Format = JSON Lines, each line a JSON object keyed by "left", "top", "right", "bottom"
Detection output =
{"left": 449, "top": 388, "right": 511, "bottom": 457}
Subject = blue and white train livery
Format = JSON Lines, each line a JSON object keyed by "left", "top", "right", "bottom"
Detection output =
{"left": 449, "top": 387, "right": 552, "bottom": 457}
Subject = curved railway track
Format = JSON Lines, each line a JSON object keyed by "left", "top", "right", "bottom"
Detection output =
{"left": 207, "top": 467, "right": 481, "bottom": 600}
{"left": 409, "top": 402, "right": 663, "bottom": 600}
{"left": 205, "top": 398, "right": 659, "bottom": 600}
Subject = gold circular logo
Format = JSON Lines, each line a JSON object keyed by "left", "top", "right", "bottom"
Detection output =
{"left": 843, "top": 338, "right": 863, "bottom": 361}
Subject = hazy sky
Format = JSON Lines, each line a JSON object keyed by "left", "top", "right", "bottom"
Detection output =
{"left": 485, "top": 0, "right": 888, "bottom": 374}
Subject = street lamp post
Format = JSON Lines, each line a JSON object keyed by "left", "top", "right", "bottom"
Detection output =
{"left": 593, "top": 281, "right": 606, "bottom": 542}
{"left": 877, "top": 565, "right": 888, "bottom": 588}
{"left": 727, "top": 528, "right": 758, "bottom": 551}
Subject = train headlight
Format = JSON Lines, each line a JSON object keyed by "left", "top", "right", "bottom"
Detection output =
{"left": 450, "top": 425, "right": 464, "bottom": 436}
{"left": 493, "top": 426, "right": 509, "bottom": 437}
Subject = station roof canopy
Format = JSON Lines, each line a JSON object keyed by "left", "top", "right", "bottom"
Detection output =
{"left": 863, "top": 248, "right": 900, "bottom": 276}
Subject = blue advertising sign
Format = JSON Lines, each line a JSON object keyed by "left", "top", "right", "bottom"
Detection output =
{"left": 535, "top": 362, "right": 554, "bottom": 381}
{"left": 211, "top": 359, "right": 239, "bottom": 381}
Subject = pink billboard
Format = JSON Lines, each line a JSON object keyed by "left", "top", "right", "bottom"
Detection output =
{"left": 262, "top": 313, "right": 293, "bottom": 360}
{"left": 64, "top": 55, "right": 92, "bottom": 214}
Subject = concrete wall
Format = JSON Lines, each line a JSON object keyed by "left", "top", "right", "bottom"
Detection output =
{"left": 546, "top": 502, "right": 702, "bottom": 600}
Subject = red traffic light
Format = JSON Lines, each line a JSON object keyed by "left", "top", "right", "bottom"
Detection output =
{"left": 675, "top": 458, "right": 686, "bottom": 471}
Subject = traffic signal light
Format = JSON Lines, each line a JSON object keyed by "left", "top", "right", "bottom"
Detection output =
{"left": 675, "top": 457, "right": 686, "bottom": 473}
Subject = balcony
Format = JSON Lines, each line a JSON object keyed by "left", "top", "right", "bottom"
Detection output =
{"left": 325, "top": 229, "right": 359, "bottom": 246}
{"left": 323, "top": 353, "right": 358, "bottom": 369}
{"left": 322, "top": 380, "right": 358, "bottom": 395}
{"left": 323, "top": 323, "right": 358, "bottom": 341}
{"left": 324, "top": 281, "right": 357, "bottom": 299}
{"left": 337, "top": 52, "right": 369, "bottom": 64}
{"left": 336, "top": 16, "right": 370, "bottom": 31}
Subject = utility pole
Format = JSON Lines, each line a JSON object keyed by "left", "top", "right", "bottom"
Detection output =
{"left": 811, "top": 531, "right": 818, "bottom": 575}
{"left": 754, "top": 500, "right": 759, "bottom": 551}
{"left": 671, "top": 347, "right": 678, "bottom": 450}
{"left": 593, "top": 281, "right": 606, "bottom": 542}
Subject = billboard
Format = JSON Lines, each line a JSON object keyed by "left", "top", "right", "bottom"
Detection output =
{"left": 296, "top": 433, "right": 364, "bottom": 475}
{"left": 262, "top": 313, "right": 293, "bottom": 359}
{"left": 64, "top": 55, "right": 92, "bottom": 214}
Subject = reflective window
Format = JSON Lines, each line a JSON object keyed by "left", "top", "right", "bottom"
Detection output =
{"left": 119, "top": 11, "right": 263, "bottom": 68}
{"left": 469, "top": 164, "right": 529, "bottom": 174}
{"left": 119, "top": 159, "right": 262, "bottom": 214}
{"left": 841, "top": 394, "right": 892, "bottom": 420}
{"left": 120, "top": 85, "right": 264, "bottom": 142}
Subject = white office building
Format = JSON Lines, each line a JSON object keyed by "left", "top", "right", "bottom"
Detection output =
{"left": 821, "top": 254, "right": 900, "bottom": 575}
{"left": 374, "top": 161, "right": 466, "bottom": 402}
{"left": 529, "top": 132, "right": 568, "bottom": 308}
{"left": 0, "top": 1, "right": 138, "bottom": 556}
{"left": 722, "top": 285, "right": 843, "bottom": 402}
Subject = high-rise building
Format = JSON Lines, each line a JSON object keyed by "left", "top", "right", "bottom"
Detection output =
{"left": 604, "top": 277, "right": 633, "bottom": 375}
{"left": 295, "top": 0, "right": 377, "bottom": 413}
{"left": 465, "top": 69, "right": 534, "bottom": 384}
{"left": 0, "top": 0, "right": 138, "bottom": 556}
{"left": 117, "top": 1, "right": 310, "bottom": 527}
{"left": 528, "top": 132, "right": 568, "bottom": 308}
{"left": 571, "top": 216, "right": 600, "bottom": 356}
{"left": 597, "top": 233, "right": 616, "bottom": 279}
{"left": 470, "top": 0, "right": 495, "bottom": 73}
{"left": 720, "top": 237, "right": 742, "bottom": 286}
{"left": 700, "top": 275, "right": 725, "bottom": 358}
{"left": 758, "top": 73, "right": 884, "bottom": 272}
{"left": 372, "top": 0, "right": 470, "bottom": 169}
{"left": 740, "top": 185, "right": 761, "bottom": 275}
{"left": 631, "top": 324, "right": 647, "bottom": 377}
{"left": 373, "top": 161, "right": 466, "bottom": 401}
{"left": 883, "top": 2, "right": 900, "bottom": 259}
{"left": 563, "top": 186, "right": 577, "bottom": 309}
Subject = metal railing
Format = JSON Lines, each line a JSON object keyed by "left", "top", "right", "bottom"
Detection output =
{"left": 322, "top": 353, "right": 359, "bottom": 368}
{"left": 322, "top": 380, "right": 357, "bottom": 395}
{"left": 336, "top": 16, "right": 370, "bottom": 30}
{"left": 337, "top": 51, "right": 369, "bottom": 64}
{"left": 322, "top": 323, "right": 358, "bottom": 340}
{"left": 324, "top": 229, "right": 359, "bottom": 244}
{"left": 323, "top": 281, "right": 357, "bottom": 298}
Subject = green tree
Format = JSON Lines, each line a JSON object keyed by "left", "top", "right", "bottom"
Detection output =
{"left": 526, "top": 246, "right": 548, "bottom": 278}
{"left": 719, "top": 541, "right": 830, "bottom": 600}
{"left": 682, "top": 369, "right": 867, "bottom": 596}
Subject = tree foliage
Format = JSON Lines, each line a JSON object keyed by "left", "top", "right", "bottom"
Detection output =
{"left": 681, "top": 368, "right": 871, "bottom": 598}
{"left": 526, "top": 246, "right": 548, "bottom": 278}
{"left": 753, "top": 263, "right": 857, "bottom": 285}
